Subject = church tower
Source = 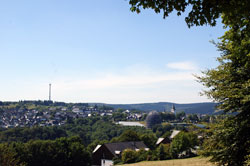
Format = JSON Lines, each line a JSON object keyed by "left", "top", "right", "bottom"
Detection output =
{"left": 171, "top": 104, "right": 176, "bottom": 114}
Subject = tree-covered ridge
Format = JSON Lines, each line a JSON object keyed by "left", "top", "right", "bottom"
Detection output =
{"left": 101, "top": 102, "right": 218, "bottom": 114}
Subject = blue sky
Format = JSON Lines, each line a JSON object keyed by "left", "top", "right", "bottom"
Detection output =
{"left": 0, "top": 0, "right": 225, "bottom": 104}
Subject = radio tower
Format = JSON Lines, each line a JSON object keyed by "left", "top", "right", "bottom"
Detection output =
{"left": 49, "top": 83, "right": 52, "bottom": 101}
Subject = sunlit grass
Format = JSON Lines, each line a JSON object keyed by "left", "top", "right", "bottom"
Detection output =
{"left": 139, "top": 121, "right": 145, "bottom": 125}
{"left": 121, "top": 157, "right": 215, "bottom": 166}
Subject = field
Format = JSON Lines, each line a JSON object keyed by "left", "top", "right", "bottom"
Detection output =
{"left": 122, "top": 157, "right": 215, "bottom": 166}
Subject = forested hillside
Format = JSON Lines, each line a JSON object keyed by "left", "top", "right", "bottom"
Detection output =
{"left": 92, "top": 102, "right": 219, "bottom": 114}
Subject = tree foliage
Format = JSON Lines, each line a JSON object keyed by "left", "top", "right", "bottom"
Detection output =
{"left": 121, "top": 149, "right": 138, "bottom": 164}
{"left": 170, "top": 131, "right": 198, "bottom": 158}
{"left": 0, "top": 117, "right": 151, "bottom": 146}
{"left": 0, "top": 136, "right": 91, "bottom": 166}
{"left": 140, "top": 133, "right": 157, "bottom": 150}
{"left": 0, "top": 127, "right": 67, "bottom": 143}
{"left": 201, "top": 117, "right": 250, "bottom": 166}
{"left": 198, "top": 23, "right": 250, "bottom": 117}
{"left": 197, "top": 7, "right": 250, "bottom": 165}
{"left": 156, "top": 144, "right": 171, "bottom": 160}
{"left": 0, "top": 143, "right": 25, "bottom": 166}
{"left": 111, "top": 130, "right": 141, "bottom": 142}
{"left": 129, "top": 0, "right": 250, "bottom": 27}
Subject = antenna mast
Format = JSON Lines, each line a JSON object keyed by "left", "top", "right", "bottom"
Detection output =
{"left": 49, "top": 83, "right": 51, "bottom": 101}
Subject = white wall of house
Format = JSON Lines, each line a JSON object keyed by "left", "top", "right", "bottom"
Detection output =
{"left": 101, "top": 159, "right": 113, "bottom": 166}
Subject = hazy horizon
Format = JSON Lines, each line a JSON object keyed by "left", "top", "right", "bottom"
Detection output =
{"left": 0, "top": 99, "right": 215, "bottom": 105}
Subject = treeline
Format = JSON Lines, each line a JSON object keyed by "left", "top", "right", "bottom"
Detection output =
{"left": 160, "top": 112, "right": 213, "bottom": 123}
{"left": 0, "top": 117, "right": 153, "bottom": 166}
{"left": 0, "top": 126, "right": 67, "bottom": 143}
{"left": 0, "top": 116, "right": 204, "bottom": 165}
{"left": 0, "top": 117, "right": 152, "bottom": 145}
{"left": 0, "top": 116, "right": 192, "bottom": 146}
{"left": 0, "top": 115, "right": 205, "bottom": 146}
{"left": 0, "top": 136, "right": 91, "bottom": 166}
{"left": 0, "top": 129, "right": 199, "bottom": 166}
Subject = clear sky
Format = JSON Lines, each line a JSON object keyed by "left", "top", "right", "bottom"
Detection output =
{"left": 0, "top": 0, "right": 225, "bottom": 104}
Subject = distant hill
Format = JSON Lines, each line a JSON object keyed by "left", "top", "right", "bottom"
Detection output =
{"left": 0, "top": 100, "right": 219, "bottom": 115}
{"left": 91, "top": 102, "right": 220, "bottom": 114}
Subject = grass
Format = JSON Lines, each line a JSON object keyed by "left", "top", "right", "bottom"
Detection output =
{"left": 121, "top": 157, "right": 215, "bottom": 166}
{"left": 139, "top": 121, "right": 146, "bottom": 125}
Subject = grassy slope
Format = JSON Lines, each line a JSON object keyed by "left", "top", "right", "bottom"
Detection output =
{"left": 121, "top": 157, "right": 215, "bottom": 166}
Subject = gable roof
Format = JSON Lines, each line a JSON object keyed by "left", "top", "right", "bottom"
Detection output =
{"left": 170, "top": 130, "right": 181, "bottom": 139}
{"left": 156, "top": 130, "right": 181, "bottom": 146}
{"left": 104, "top": 141, "right": 147, "bottom": 156}
{"left": 156, "top": 138, "right": 165, "bottom": 145}
{"left": 156, "top": 137, "right": 171, "bottom": 145}
{"left": 93, "top": 144, "right": 102, "bottom": 153}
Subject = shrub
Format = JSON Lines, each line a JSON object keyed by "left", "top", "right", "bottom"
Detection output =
{"left": 156, "top": 144, "right": 171, "bottom": 160}
{"left": 170, "top": 132, "right": 198, "bottom": 158}
{"left": 121, "top": 149, "right": 138, "bottom": 164}
{"left": 136, "top": 149, "right": 148, "bottom": 162}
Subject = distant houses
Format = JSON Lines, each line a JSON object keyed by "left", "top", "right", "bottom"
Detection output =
{"left": 0, "top": 104, "right": 115, "bottom": 128}
{"left": 0, "top": 102, "right": 148, "bottom": 128}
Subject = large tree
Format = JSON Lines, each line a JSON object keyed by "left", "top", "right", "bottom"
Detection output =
{"left": 197, "top": 17, "right": 250, "bottom": 165}
{"left": 201, "top": 117, "right": 250, "bottom": 166}
{"left": 128, "top": 0, "right": 250, "bottom": 165}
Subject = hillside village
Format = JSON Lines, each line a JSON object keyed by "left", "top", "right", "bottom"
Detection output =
{"left": 0, "top": 101, "right": 215, "bottom": 129}
{"left": 0, "top": 101, "right": 145, "bottom": 128}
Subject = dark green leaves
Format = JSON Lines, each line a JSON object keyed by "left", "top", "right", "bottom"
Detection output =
{"left": 129, "top": 0, "right": 250, "bottom": 27}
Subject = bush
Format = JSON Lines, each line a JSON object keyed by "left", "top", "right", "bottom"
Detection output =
{"left": 156, "top": 144, "right": 171, "bottom": 160}
{"left": 112, "top": 156, "right": 122, "bottom": 165}
{"left": 136, "top": 149, "right": 148, "bottom": 162}
{"left": 119, "top": 130, "right": 141, "bottom": 142}
{"left": 140, "top": 133, "right": 157, "bottom": 150}
{"left": 170, "top": 132, "right": 198, "bottom": 158}
{"left": 144, "top": 150, "right": 158, "bottom": 161}
{"left": 121, "top": 149, "right": 138, "bottom": 164}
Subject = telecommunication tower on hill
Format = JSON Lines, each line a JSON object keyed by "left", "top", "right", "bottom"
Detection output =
{"left": 49, "top": 83, "right": 52, "bottom": 101}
